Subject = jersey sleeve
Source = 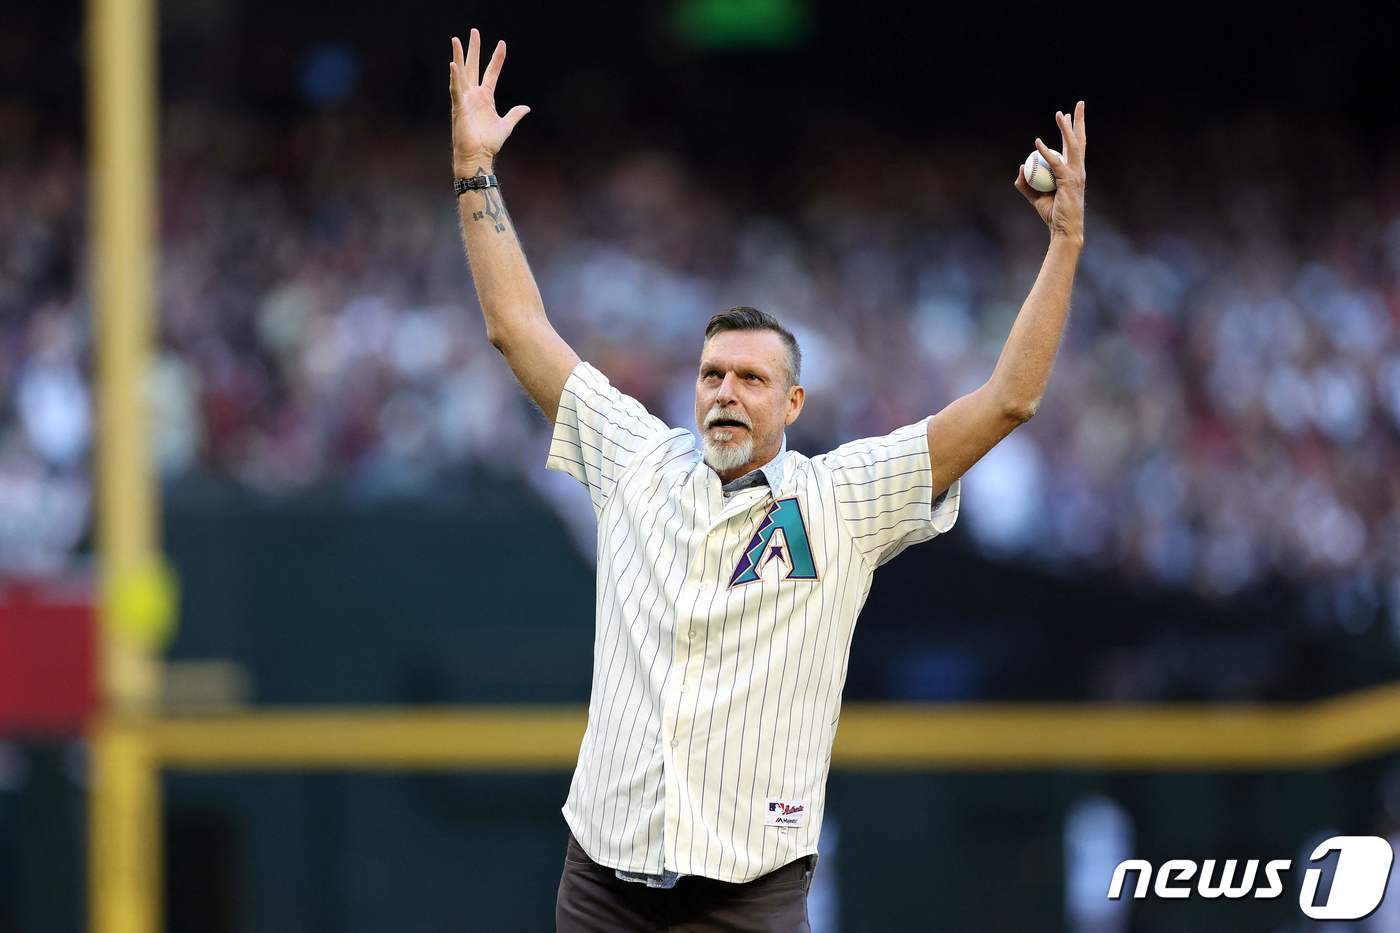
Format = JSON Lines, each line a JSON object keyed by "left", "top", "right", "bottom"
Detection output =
{"left": 816, "top": 416, "right": 961, "bottom": 568}
{"left": 545, "top": 360, "right": 673, "bottom": 515}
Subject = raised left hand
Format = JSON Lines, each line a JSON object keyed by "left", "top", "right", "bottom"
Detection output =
{"left": 1015, "top": 101, "right": 1086, "bottom": 244}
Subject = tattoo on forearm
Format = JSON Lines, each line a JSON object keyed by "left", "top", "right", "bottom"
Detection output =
{"left": 469, "top": 166, "right": 508, "bottom": 233}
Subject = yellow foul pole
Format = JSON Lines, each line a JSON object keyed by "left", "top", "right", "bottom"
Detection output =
{"left": 87, "top": 0, "right": 167, "bottom": 927}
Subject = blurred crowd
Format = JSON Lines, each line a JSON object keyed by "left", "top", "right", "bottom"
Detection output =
{"left": 3, "top": 104, "right": 1399, "bottom": 630}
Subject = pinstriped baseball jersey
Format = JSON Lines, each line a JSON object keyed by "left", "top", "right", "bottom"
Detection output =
{"left": 547, "top": 360, "right": 960, "bottom": 884}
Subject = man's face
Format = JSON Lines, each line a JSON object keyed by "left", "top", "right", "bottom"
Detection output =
{"left": 694, "top": 329, "right": 804, "bottom": 478}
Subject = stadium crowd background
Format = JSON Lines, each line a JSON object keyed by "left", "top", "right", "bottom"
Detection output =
{"left": 4, "top": 101, "right": 1399, "bottom": 622}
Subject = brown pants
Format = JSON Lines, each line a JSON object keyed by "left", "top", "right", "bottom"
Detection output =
{"left": 555, "top": 830, "right": 817, "bottom": 932}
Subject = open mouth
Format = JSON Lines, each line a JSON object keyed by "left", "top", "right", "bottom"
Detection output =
{"left": 709, "top": 420, "right": 749, "bottom": 430}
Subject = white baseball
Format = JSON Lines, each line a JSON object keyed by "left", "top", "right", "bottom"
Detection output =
{"left": 1023, "top": 150, "right": 1059, "bottom": 192}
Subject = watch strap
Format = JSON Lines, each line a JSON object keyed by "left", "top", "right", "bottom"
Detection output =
{"left": 454, "top": 174, "right": 498, "bottom": 196}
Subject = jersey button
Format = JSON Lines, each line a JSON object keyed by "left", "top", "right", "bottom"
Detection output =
{"left": 688, "top": 630, "right": 696, "bottom": 639}
{"left": 671, "top": 739, "right": 679, "bottom": 748}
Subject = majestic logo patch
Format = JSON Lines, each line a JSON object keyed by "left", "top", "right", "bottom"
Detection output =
{"left": 765, "top": 798, "right": 809, "bottom": 828}
{"left": 729, "top": 497, "right": 818, "bottom": 587}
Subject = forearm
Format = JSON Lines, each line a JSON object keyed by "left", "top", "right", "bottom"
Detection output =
{"left": 454, "top": 154, "right": 549, "bottom": 349}
{"left": 446, "top": 31, "right": 578, "bottom": 421}
{"left": 988, "top": 233, "right": 1082, "bottom": 418}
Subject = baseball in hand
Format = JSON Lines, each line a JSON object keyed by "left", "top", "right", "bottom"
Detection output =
{"left": 1023, "top": 150, "right": 1059, "bottom": 192}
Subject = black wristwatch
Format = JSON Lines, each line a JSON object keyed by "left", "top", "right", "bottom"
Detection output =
{"left": 454, "top": 174, "right": 498, "bottom": 196}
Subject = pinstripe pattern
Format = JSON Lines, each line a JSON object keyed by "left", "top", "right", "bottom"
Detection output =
{"left": 547, "top": 361, "right": 961, "bottom": 884}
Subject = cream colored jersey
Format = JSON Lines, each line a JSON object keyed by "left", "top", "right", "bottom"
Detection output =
{"left": 547, "top": 360, "right": 960, "bottom": 883}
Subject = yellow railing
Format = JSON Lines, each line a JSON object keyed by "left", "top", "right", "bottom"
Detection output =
{"left": 106, "top": 680, "right": 1400, "bottom": 772}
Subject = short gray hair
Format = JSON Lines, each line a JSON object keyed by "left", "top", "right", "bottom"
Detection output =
{"left": 702, "top": 306, "right": 802, "bottom": 387}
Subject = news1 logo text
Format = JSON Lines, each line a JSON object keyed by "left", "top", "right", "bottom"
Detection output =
{"left": 1108, "top": 835, "right": 1394, "bottom": 920}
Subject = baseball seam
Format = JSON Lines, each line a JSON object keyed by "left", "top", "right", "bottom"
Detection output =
{"left": 1031, "top": 152, "right": 1056, "bottom": 190}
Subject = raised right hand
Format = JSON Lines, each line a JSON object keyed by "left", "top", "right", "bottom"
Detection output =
{"left": 450, "top": 29, "right": 530, "bottom": 173}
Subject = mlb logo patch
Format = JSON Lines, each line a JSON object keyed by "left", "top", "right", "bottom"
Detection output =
{"left": 764, "top": 797, "right": 808, "bottom": 828}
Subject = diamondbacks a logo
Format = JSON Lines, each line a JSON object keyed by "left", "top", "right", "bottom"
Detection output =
{"left": 729, "top": 497, "right": 818, "bottom": 587}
